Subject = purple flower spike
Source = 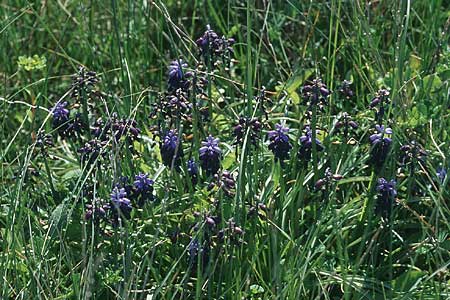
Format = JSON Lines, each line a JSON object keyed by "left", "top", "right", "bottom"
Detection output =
{"left": 370, "top": 125, "right": 393, "bottom": 145}
{"left": 111, "top": 187, "right": 130, "bottom": 207}
{"left": 134, "top": 173, "right": 154, "bottom": 193}
{"left": 110, "top": 187, "right": 132, "bottom": 222}
{"left": 268, "top": 123, "right": 292, "bottom": 161}
{"left": 377, "top": 178, "right": 397, "bottom": 197}
{"left": 160, "top": 130, "right": 182, "bottom": 168}
{"left": 370, "top": 125, "right": 393, "bottom": 168}
{"left": 187, "top": 159, "right": 199, "bottom": 185}
{"left": 376, "top": 178, "right": 397, "bottom": 217}
{"left": 199, "top": 135, "right": 222, "bottom": 176}
{"left": 52, "top": 101, "right": 70, "bottom": 121}
{"left": 168, "top": 59, "right": 192, "bottom": 91}
{"left": 298, "top": 126, "right": 323, "bottom": 162}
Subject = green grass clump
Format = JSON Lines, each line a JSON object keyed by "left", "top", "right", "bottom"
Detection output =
{"left": 1, "top": 1, "right": 449, "bottom": 299}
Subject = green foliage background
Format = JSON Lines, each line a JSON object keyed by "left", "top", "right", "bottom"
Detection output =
{"left": 1, "top": 1, "right": 450, "bottom": 299}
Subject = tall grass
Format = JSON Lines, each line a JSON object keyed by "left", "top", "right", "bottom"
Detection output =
{"left": 1, "top": 0, "right": 449, "bottom": 299}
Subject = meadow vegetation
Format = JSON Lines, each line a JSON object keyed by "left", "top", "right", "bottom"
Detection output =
{"left": 1, "top": 0, "right": 450, "bottom": 299}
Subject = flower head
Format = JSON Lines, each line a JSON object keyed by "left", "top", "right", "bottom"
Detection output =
{"left": 51, "top": 101, "right": 70, "bottom": 125}
{"left": 199, "top": 135, "right": 222, "bottom": 175}
{"left": 187, "top": 159, "right": 199, "bottom": 185}
{"left": 233, "top": 117, "right": 262, "bottom": 147}
{"left": 369, "top": 125, "right": 392, "bottom": 168}
{"left": 338, "top": 80, "right": 354, "bottom": 100}
{"left": 133, "top": 173, "right": 155, "bottom": 206}
{"left": 302, "top": 78, "right": 330, "bottom": 109}
{"left": 377, "top": 178, "right": 397, "bottom": 198}
{"left": 370, "top": 125, "right": 392, "bottom": 144}
{"left": 111, "top": 116, "right": 141, "bottom": 142}
{"left": 71, "top": 67, "right": 99, "bottom": 98}
{"left": 196, "top": 25, "right": 235, "bottom": 66}
{"left": 298, "top": 126, "right": 324, "bottom": 161}
{"left": 268, "top": 123, "right": 292, "bottom": 161}
{"left": 376, "top": 178, "right": 397, "bottom": 216}
{"left": 369, "top": 88, "right": 390, "bottom": 123}
{"left": 111, "top": 187, "right": 131, "bottom": 207}
{"left": 399, "top": 141, "right": 427, "bottom": 169}
{"left": 78, "top": 138, "right": 107, "bottom": 165}
{"left": 110, "top": 187, "right": 132, "bottom": 221}
{"left": 168, "top": 59, "right": 192, "bottom": 91}
{"left": 85, "top": 199, "right": 109, "bottom": 224}
{"left": 208, "top": 170, "right": 236, "bottom": 197}
{"left": 334, "top": 112, "right": 358, "bottom": 139}
{"left": 160, "top": 130, "right": 183, "bottom": 168}
{"left": 134, "top": 173, "right": 154, "bottom": 193}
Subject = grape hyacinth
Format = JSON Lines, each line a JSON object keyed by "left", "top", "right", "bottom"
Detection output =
{"left": 187, "top": 159, "right": 199, "bottom": 185}
{"left": 168, "top": 59, "right": 193, "bottom": 91}
{"left": 334, "top": 112, "right": 358, "bottom": 139}
{"left": 298, "top": 126, "right": 324, "bottom": 162}
{"left": 110, "top": 187, "right": 132, "bottom": 222}
{"left": 85, "top": 199, "right": 109, "bottom": 225}
{"left": 399, "top": 141, "right": 427, "bottom": 172}
{"left": 71, "top": 66, "right": 99, "bottom": 99}
{"left": 51, "top": 101, "right": 70, "bottom": 127}
{"left": 196, "top": 25, "right": 235, "bottom": 67}
{"left": 314, "top": 167, "right": 343, "bottom": 190}
{"left": 376, "top": 178, "right": 397, "bottom": 217}
{"left": 302, "top": 78, "right": 330, "bottom": 110}
{"left": 199, "top": 135, "right": 222, "bottom": 176}
{"left": 369, "top": 88, "right": 390, "bottom": 124}
{"left": 232, "top": 117, "right": 262, "bottom": 147}
{"left": 160, "top": 130, "right": 182, "bottom": 169}
{"left": 78, "top": 139, "right": 107, "bottom": 166}
{"left": 64, "top": 112, "right": 86, "bottom": 138}
{"left": 268, "top": 123, "right": 292, "bottom": 162}
{"left": 134, "top": 173, "right": 154, "bottom": 193}
{"left": 369, "top": 125, "right": 393, "bottom": 167}
{"left": 133, "top": 173, "right": 155, "bottom": 206}
{"left": 36, "top": 133, "right": 54, "bottom": 156}
{"left": 208, "top": 170, "right": 236, "bottom": 197}
{"left": 111, "top": 116, "right": 141, "bottom": 143}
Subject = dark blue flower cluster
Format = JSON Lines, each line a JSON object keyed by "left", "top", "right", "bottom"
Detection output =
{"left": 85, "top": 199, "right": 109, "bottom": 224}
{"left": 369, "top": 125, "right": 393, "bottom": 167}
{"left": 314, "top": 167, "right": 343, "bottom": 190}
{"left": 110, "top": 187, "right": 133, "bottom": 222}
{"left": 168, "top": 59, "right": 193, "bottom": 91}
{"left": 199, "top": 135, "right": 222, "bottom": 176}
{"left": 84, "top": 173, "right": 156, "bottom": 227}
{"left": 302, "top": 78, "right": 330, "bottom": 110}
{"left": 399, "top": 141, "right": 427, "bottom": 172}
{"left": 160, "top": 130, "right": 182, "bottom": 169}
{"left": 133, "top": 173, "right": 155, "bottom": 207}
{"left": 376, "top": 178, "right": 397, "bottom": 217}
{"left": 298, "top": 126, "right": 324, "bottom": 162}
{"left": 196, "top": 25, "right": 235, "bottom": 67}
{"left": 187, "top": 159, "right": 199, "bottom": 185}
{"left": 369, "top": 88, "right": 390, "bottom": 124}
{"left": 233, "top": 117, "right": 262, "bottom": 147}
{"left": 268, "top": 123, "right": 291, "bottom": 162}
{"left": 338, "top": 80, "right": 354, "bottom": 100}
{"left": 51, "top": 101, "right": 86, "bottom": 138}
{"left": 208, "top": 170, "right": 236, "bottom": 197}
{"left": 334, "top": 112, "right": 358, "bottom": 139}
